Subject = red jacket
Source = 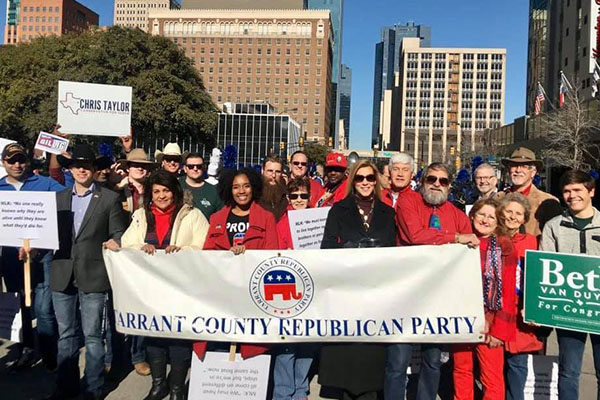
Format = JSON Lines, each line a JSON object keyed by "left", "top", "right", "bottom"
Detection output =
{"left": 315, "top": 178, "right": 347, "bottom": 208}
{"left": 479, "top": 235, "right": 517, "bottom": 343}
{"left": 203, "top": 202, "right": 279, "bottom": 250}
{"left": 196, "top": 201, "right": 278, "bottom": 360}
{"left": 505, "top": 232, "right": 543, "bottom": 353}
{"left": 276, "top": 206, "right": 295, "bottom": 250}
{"left": 395, "top": 195, "right": 472, "bottom": 246}
{"left": 381, "top": 185, "right": 419, "bottom": 209}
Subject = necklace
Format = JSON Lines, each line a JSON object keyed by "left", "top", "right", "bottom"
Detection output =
{"left": 355, "top": 195, "right": 375, "bottom": 230}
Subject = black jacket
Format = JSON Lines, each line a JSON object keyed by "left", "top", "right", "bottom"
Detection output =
{"left": 321, "top": 194, "right": 396, "bottom": 249}
{"left": 51, "top": 185, "right": 126, "bottom": 293}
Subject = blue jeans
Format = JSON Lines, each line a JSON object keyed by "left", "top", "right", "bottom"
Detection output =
{"left": 384, "top": 344, "right": 441, "bottom": 400}
{"left": 384, "top": 343, "right": 412, "bottom": 400}
{"left": 557, "top": 329, "right": 600, "bottom": 400}
{"left": 273, "top": 344, "right": 314, "bottom": 400}
{"left": 505, "top": 352, "right": 528, "bottom": 400}
{"left": 33, "top": 251, "right": 58, "bottom": 361}
{"left": 53, "top": 287, "right": 107, "bottom": 397}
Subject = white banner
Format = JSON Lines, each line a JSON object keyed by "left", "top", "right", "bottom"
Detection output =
{"left": 57, "top": 80, "right": 132, "bottom": 137}
{"left": 0, "top": 191, "right": 59, "bottom": 250}
{"left": 288, "top": 207, "right": 330, "bottom": 249}
{"left": 104, "top": 244, "right": 485, "bottom": 343}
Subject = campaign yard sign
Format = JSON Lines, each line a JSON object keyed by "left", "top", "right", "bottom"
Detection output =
{"left": 57, "top": 81, "right": 132, "bottom": 137}
{"left": 524, "top": 250, "right": 600, "bottom": 334}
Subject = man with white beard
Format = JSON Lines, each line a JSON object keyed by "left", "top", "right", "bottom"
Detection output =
{"left": 497, "top": 147, "right": 561, "bottom": 237}
{"left": 391, "top": 162, "right": 479, "bottom": 400}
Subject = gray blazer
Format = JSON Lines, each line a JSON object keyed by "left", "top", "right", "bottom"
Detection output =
{"left": 51, "top": 185, "right": 126, "bottom": 293}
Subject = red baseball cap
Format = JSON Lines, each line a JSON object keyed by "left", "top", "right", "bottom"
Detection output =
{"left": 325, "top": 152, "right": 347, "bottom": 168}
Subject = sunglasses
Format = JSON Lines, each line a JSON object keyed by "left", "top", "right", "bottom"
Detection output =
{"left": 163, "top": 156, "right": 180, "bottom": 163}
{"left": 353, "top": 174, "right": 377, "bottom": 183}
{"left": 71, "top": 162, "right": 94, "bottom": 170}
{"left": 424, "top": 175, "right": 450, "bottom": 186}
{"left": 4, "top": 156, "right": 28, "bottom": 165}
{"left": 129, "top": 163, "right": 150, "bottom": 170}
{"left": 289, "top": 193, "right": 310, "bottom": 200}
{"left": 186, "top": 163, "right": 204, "bottom": 170}
{"left": 292, "top": 161, "right": 308, "bottom": 167}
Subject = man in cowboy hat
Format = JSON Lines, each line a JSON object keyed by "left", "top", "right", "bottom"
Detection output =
{"left": 155, "top": 142, "right": 182, "bottom": 175}
{"left": 498, "top": 147, "right": 561, "bottom": 237}
{"left": 315, "top": 152, "right": 348, "bottom": 207}
{"left": 0, "top": 143, "right": 65, "bottom": 372}
{"left": 115, "top": 148, "right": 155, "bottom": 214}
{"left": 48, "top": 144, "right": 126, "bottom": 400}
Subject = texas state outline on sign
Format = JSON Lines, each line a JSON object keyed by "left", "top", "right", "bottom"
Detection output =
{"left": 59, "top": 92, "right": 82, "bottom": 115}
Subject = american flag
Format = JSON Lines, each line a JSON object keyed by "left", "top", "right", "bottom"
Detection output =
{"left": 534, "top": 82, "right": 545, "bottom": 115}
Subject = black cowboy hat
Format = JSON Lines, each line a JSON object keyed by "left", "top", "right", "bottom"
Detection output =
{"left": 57, "top": 144, "right": 111, "bottom": 170}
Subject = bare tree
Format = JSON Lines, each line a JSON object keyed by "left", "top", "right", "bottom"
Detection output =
{"left": 539, "top": 81, "right": 600, "bottom": 171}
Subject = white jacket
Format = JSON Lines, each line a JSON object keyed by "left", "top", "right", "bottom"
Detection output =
{"left": 121, "top": 204, "right": 209, "bottom": 250}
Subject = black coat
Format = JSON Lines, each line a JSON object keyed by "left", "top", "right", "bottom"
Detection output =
{"left": 321, "top": 194, "right": 396, "bottom": 249}
{"left": 51, "top": 185, "right": 127, "bottom": 293}
{"left": 318, "top": 194, "right": 395, "bottom": 395}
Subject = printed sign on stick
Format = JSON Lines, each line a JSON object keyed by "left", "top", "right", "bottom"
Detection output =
{"left": 57, "top": 80, "right": 132, "bottom": 137}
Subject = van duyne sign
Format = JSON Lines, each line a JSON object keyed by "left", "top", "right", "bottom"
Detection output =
{"left": 57, "top": 81, "right": 132, "bottom": 137}
{"left": 524, "top": 250, "right": 600, "bottom": 334}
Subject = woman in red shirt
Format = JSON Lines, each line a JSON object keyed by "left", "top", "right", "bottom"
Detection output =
{"left": 453, "top": 198, "right": 518, "bottom": 400}
{"left": 197, "top": 168, "right": 278, "bottom": 361}
{"left": 497, "top": 193, "right": 542, "bottom": 400}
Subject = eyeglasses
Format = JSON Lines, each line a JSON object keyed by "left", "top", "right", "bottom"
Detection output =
{"left": 475, "top": 176, "right": 495, "bottom": 181}
{"left": 186, "top": 163, "right": 204, "bottom": 170}
{"left": 288, "top": 193, "right": 310, "bottom": 200}
{"left": 292, "top": 161, "right": 308, "bottom": 167}
{"left": 353, "top": 174, "right": 377, "bottom": 183}
{"left": 509, "top": 163, "right": 534, "bottom": 171}
{"left": 424, "top": 175, "right": 450, "bottom": 186}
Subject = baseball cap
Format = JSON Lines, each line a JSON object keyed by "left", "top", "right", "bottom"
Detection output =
{"left": 325, "top": 152, "right": 347, "bottom": 169}
{"left": 2, "top": 143, "right": 27, "bottom": 161}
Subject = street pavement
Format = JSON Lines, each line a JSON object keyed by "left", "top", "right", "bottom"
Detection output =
{"left": 0, "top": 332, "right": 597, "bottom": 399}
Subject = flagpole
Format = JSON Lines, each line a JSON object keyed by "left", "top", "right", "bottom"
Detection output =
{"left": 539, "top": 81, "right": 556, "bottom": 111}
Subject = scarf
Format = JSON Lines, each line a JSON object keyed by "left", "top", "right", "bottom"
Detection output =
{"left": 483, "top": 235, "right": 503, "bottom": 311}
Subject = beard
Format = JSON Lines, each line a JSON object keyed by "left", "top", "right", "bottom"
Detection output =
{"left": 420, "top": 186, "right": 448, "bottom": 206}
{"left": 259, "top": 176, "right": 288, "bottom": 220}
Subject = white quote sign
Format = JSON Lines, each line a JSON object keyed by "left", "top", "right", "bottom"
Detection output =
{"left": 288, "top": 207, "right": 330, "bottom": 249}
{"left": 57, "top": 80, "right": 132, "bottom": 137}
{"left": 34, "top": 131, "right": 69, "bottom": 155}
{"left": 0, "top": 191, "right": 59, "bottom": 250}
{"left": 188, "top": 352, "right": 270, "bottom": 400}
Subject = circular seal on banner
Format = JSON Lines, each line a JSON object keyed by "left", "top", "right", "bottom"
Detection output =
{"left": 249, "top": 256, "right": 314, "bottom": 318}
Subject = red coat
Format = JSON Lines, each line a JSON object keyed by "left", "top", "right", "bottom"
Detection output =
{"left": 505, "top": 233, "right": 543, "bottom": 353}
{"left": 479, "top": 235, "right": 518, "bottom": 343}
{"left": 381, "top": 185, "right": 419, "bottom": 209}
{"left": 315, "top": 179, "right": 347, "bottom": 208}
{"left": 276, "top": 206, "right": 295, "bottom": 250}
{"left": 395, "top": 195, "right": 472, "bottom": 246}
{"left": 195, "top": 202, "right": 278, "bottom": 360}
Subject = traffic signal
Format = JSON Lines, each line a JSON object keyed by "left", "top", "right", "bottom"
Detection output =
{"left": 455, "top": 156, "right": 461, "bottom": 169}
{"left": 279, "top": 141, "right": 285, "bottom": 150}
{"left": 328, "top": 137, "right": 333, "bottom": 147}
{"left": 449, "top": 146, "right": 455, "bottom": 156}
{"left": 299, "top": 137, "right": 304, "bottom": 147}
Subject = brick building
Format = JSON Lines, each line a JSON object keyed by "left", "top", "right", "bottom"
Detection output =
{"left": 113, "top": 0, "right": 180, "bottom": 32}
{"left": 4, "top": 0, "right": 99, "bottom": 44}
{"left": 148, "top": 8, "right": 334, "bottom": 143}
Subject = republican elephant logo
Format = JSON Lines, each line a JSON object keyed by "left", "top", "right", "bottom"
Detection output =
{"left": 250, "top": 256, "right": 314, "bottom": 318}
{"left": 263, "top": 270, "right": 302, "bottom": 301}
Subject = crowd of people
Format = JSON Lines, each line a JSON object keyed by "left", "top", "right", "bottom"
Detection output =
{"left": 1, "top": 137, "right": 599, "bottom": 400}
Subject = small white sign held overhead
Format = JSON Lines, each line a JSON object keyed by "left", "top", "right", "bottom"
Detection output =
{"left": 57, "top": 80, "right": 132, "bottom": 137}
{"left": 34, "top": 131, "right": 69, "bottom": 155}
{"left": 188, "top": 351, "right": 270, "bottom": 400}
{"left": 288, "top": 207, "right": 331, "bottom": 249}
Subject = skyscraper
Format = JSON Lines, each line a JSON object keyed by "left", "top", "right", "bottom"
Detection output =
{"left": 372, "top": 22, "right": 431, "bottom": 147}
{"left": 339, "top": 64, "right": 352, "bottom": 147}
{"left": 306, "top": 0, "right": 343, "bottom": 146}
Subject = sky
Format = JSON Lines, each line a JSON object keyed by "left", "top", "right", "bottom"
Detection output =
{"left": 0, "top": 0, "right": 529, "bottom": 151}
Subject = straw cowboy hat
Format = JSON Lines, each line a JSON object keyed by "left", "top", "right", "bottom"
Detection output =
{"left": 501, "top": 147, "right": 543, "bottom": 171}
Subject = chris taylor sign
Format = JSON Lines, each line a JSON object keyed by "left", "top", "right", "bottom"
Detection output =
{"left": 57, "top": 81, "right": 132, "bottom": 137}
